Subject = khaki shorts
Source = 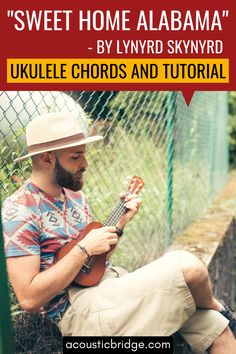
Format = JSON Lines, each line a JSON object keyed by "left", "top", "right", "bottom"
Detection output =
{"left": 59, "top": 250, "right": 228, "bottom": 354}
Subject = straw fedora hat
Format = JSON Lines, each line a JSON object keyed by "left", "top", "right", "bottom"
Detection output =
{"left": 14, "top": 112, "right": 103, "bottom": 162}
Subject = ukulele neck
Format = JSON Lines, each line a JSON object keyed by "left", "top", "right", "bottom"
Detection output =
{"left": 103, "top": 193, "right": 129, "bottom": 227}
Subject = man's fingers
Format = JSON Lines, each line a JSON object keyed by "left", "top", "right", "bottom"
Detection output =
{"left": 109, "top": 237, "right": 119, "bottom": 245}
{"left": 106, "top": 232, "right": 118, "bottom": 239}
{"left": 124, "top": 193, "right": 138, "bottom": 202}
{"left": 124, "top": 198, "right": 142, "bottom": 210}
{"left": 103, "top": 226, "right": 117, "bottom": 233}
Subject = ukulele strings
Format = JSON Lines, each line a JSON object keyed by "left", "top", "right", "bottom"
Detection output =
{"left": 104, "top": 190, "right": 132, "bottom": 227}
{"left": 103, "top": 200, "right": 126, "bottom": 226}
{"left": 84, "top": 196, "right": 129, "bottom": 267}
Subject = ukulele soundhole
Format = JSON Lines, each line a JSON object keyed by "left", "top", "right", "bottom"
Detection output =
{"left": 81, "top": 263, "right": 91, "bottom": 274}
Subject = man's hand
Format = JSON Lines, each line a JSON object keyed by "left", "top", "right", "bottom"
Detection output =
{"left": 79, "top": 193, "right": 142, "bottom": 257}
{"left": 117, "top": 193, "right": 142, "bottom": 229}
{"left": 79, "top": 226, "right": 119, "bottom": 256}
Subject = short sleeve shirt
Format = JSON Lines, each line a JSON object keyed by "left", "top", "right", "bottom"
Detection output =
{"left": 2, "top": 180, "right": 93, "bottom": 323}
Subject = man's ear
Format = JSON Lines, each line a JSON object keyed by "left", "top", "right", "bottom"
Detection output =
{"left": 40, "top": 152, "right": 55, "bottom": 168}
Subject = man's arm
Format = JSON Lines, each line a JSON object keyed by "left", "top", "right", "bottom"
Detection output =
{"left": 7, "top": 246, "right": 87, "bottom": 313}
{"left": 7, "top": 226, "right": 118, "bottom": 313}
{"left": 7, "top": 194, "right": 141, "bottom": 313}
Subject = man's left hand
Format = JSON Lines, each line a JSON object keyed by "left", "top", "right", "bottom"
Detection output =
{"left": 116, "top": 193, "right": 142, "bottom": 229}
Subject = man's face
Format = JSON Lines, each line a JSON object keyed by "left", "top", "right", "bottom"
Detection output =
{"left": 53, "top": 145, "right": 88, "bottom": 191}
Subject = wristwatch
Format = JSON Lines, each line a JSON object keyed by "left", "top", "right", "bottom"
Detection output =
{"left": 115, "top": 227, "right": 124, "bottom": 238}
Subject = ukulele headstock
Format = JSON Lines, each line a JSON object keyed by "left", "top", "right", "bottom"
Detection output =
{"left": 127, "top": 175, "right": 144, "bottom": 195}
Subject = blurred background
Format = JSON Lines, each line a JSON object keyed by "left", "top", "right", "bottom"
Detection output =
{"left": 0, "top": 90, "right": 234, "bottom": 268}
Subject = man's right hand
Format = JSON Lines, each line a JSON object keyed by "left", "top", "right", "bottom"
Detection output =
{"left": 78, "top": 226, "right": 119, "bottom": 256}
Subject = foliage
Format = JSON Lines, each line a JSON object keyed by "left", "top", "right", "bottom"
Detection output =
{"left": 108, "top": 91, "right": 169, "bottom": 140}
{"left": 0, "top": 131, "right": 31, "bottom": 201}
{"left": 228, "top": 91, "right": 236, "bottom": 168}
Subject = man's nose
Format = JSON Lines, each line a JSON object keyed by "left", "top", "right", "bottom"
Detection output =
{"left": 81, "top": 156, "right": 88, "bottom": 168}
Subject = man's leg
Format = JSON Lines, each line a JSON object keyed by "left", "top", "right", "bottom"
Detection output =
{"left": 176, "top": 250, "right": 236, "bottom": 352}
{"left": 60, "top": 251, "right": 232, "bottom": 352}
{"left": 178, "top": 250, "right": 236, "bottom": 334}
{"left": 178, "top": 250, "right": 221, "bottom": 310}
{"left": 209, "top": 326, "right": 236, "bottom": 354}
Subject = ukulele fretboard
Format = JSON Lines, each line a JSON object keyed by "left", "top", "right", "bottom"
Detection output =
{"left": 103, "top": 199, "right": 127, "bottom": 227}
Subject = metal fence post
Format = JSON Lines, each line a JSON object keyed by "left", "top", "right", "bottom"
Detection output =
{"left": 166, "top": 92, "right": 177, "bottom": 245}
{"left": 0, "top": 203, "right": 15, "bottom": 354}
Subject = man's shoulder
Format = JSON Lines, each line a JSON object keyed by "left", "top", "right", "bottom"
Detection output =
{"left": 2, "top": 181, "right": 39, "bottom": 212}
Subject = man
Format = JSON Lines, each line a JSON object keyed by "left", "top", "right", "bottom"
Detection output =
{"left": 2, "top": 112, "right": 236, "bottom": 354}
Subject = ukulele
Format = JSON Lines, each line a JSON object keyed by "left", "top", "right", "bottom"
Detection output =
{"left": 54, "top": 175, "right": 144, "bottom": 287}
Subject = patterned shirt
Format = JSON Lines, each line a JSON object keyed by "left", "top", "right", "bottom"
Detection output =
{"left": 2, "top": 180, "right": 92, "bottom": 323}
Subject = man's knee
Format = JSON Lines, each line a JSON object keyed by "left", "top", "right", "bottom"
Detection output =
{"left": 167, "top": 250, "right": 208, "bottom": 286}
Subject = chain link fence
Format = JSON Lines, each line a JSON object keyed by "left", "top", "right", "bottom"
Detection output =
{"left": 0, "top": 90, "right": 228, "bottom": 270}
{"left": 173, "top": 91, "right": 229, "bottom": 235}
{"left": 0, "top": 90, "right": 229, "bottom": 353}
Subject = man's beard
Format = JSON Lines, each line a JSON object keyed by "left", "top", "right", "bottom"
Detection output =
{"left": 53, "top": 158, "right": 85, "bottom": 191}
